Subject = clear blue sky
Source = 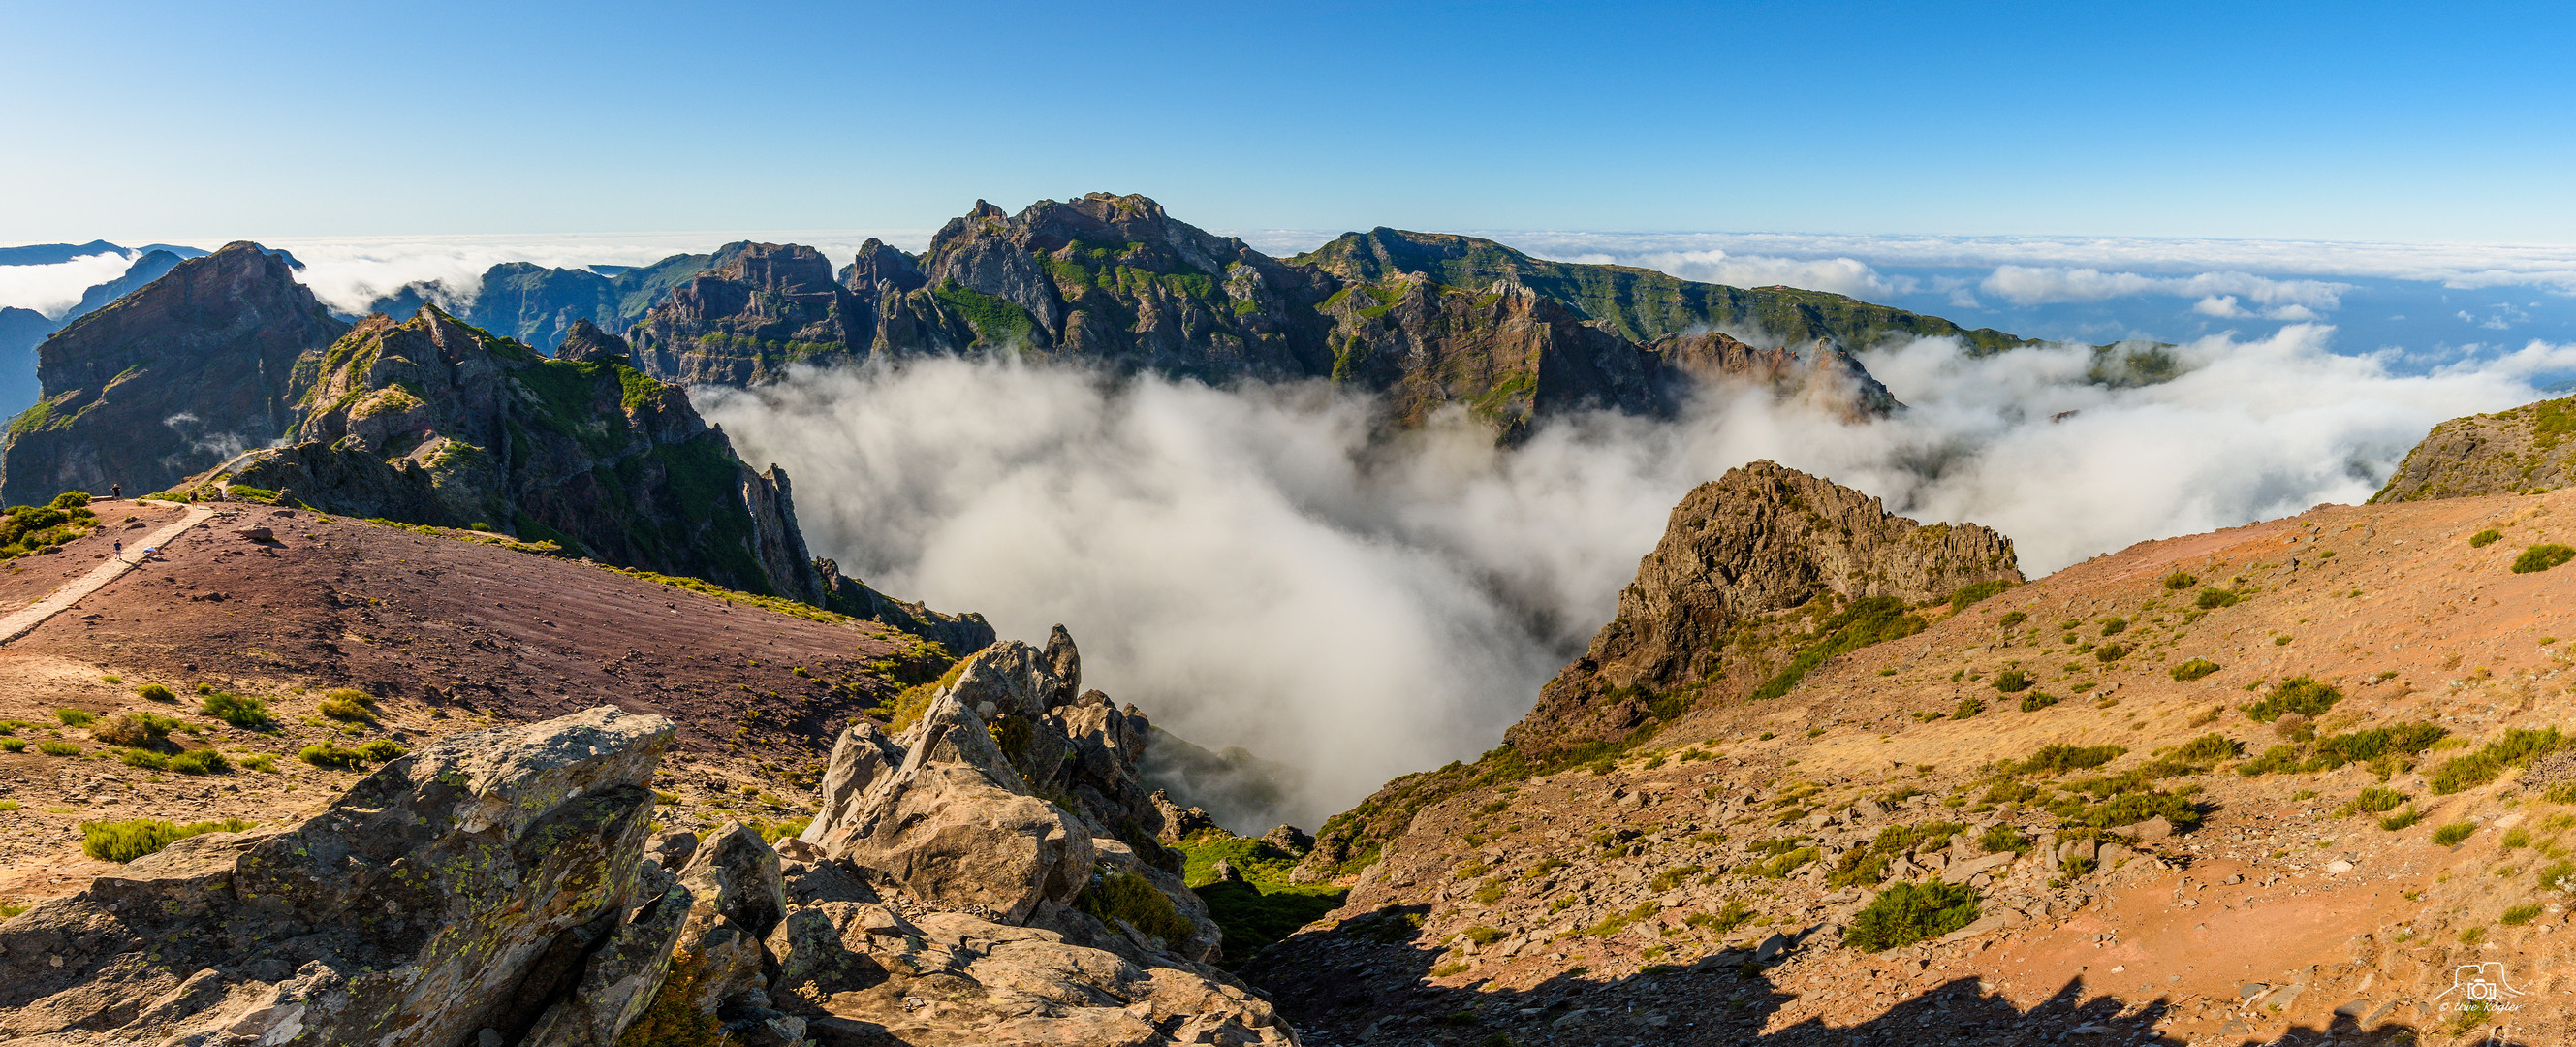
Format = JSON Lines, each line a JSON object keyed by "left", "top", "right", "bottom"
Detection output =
{"left": 4, "top": 1, "right": 2570, "bottom": 243}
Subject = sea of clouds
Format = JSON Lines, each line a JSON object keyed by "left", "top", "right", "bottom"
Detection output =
{"left": 7, "top": 225, "right": 2574, "bottom": 830}
{"left": 699, "top": 325, "right": 2576, "bottom": 831}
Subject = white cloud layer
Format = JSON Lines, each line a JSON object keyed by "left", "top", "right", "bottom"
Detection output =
{"left": 1236, "top": 229, "right": 2576, "bottom": 293}
{"left": 1979, "top": 266, "right": 2352, "bottom": 310}
{"left": 0, "top": 251, "right": 136, "bottom": 318}
{"left": 697, "top": 329, "right": 2560, "bottom": 830}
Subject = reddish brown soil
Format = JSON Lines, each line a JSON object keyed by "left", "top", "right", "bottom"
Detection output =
{"left": 1247, "top": 489, "right": 2576, "bottom": 1046}
{"left": 0, "top": 503, "right": 940, "bottom": 915}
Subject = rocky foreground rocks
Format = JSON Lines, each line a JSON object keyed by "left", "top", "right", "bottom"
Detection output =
{"left": 0, "top": 627, "right": 1293, "bottom": 1047}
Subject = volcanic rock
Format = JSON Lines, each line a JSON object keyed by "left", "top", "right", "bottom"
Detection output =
{"left": 0, "top": 706, "right": 675, "bottom": 1045}
{"left": 1506, "top": 460, "right": 2021, "bottom": 758}
{"left": 2372, "top": 393, "right": 2576, "bottom": 501}
{"left": 0, "top": 242, "right": 350, "bottom": 505}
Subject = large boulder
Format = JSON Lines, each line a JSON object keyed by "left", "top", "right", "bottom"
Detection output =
{"left": 0, "top": 706, "right": 675, "bottom": 1046}
{"left": 812, "top": 682, "right": 1093, "bottom": 923}
{"left": 764, "top": 865, "right": 1293, "bottom": 1046}
{"left": 801, "top": 633, "right": 1208, "bottom": 948}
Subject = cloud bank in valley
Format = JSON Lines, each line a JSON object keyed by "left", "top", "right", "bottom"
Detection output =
{"left": 698, "top": 327, "right": 2570, "bottom": 831}
{"left": 0, "top": 251, "right": 139, "bottom": 318}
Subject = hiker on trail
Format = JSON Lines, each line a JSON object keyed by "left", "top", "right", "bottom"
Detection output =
{"left": 110, "top": 483, "right": 120, "bottom": 499}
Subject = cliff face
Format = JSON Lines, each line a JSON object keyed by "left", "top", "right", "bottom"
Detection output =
{"left": 1507, "top": 460, "right": 2022, "bottom": 758}
{"left": 366, "top": 252, "right": 712, "bottom": 353}
{"left": 1, "top": 242, "right": 350, "bottom": 505}
{"left": 626, "top": 193, "right": 1910, "bottom": 433}
{"left": 627, "top": 242, "right": 877, "bottom": 386}
{"left": 224, "top": 306, "right": 823, "bottom": 601}
{"left": 1296, "top": 227, "right": 2041, "bottom": 355}
{"left": 2370, "top": 394, "right": 2576, "bottom": 503}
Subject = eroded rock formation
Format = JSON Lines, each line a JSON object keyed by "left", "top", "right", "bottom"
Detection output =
{"left": 218, "top": 305, "right": 823, "bottom": 601}
{"left": 0, "top": 241, "right": 351, "bottom": 504}
{"left": 1509, "top": 460, "right": 2021, "bottom": 757}
{"left": 0, "top": 640, "right": 1296, "bottom": 1046}
{"left": 2371, "top": 394, "right": 2576, "bottom": 502}
{"left": 0, "top": 706, "right": 676, "bottom": 1046}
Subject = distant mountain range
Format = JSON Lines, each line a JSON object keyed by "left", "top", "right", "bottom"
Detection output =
{"left": 0, "top": 194, "right": 2178, "bottom": 503}
{"left": 0, "top": 241, "right": 209, "bottom": 411}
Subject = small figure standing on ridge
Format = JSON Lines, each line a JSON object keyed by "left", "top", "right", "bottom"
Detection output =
{"left": 110, "top": 483, "right": 120, "bottom": 499}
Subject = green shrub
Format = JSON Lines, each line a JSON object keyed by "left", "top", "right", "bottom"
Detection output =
{"left": 2170, "top": 658, "right": 2222, "bottom": 682}
{"left": 1978, "top": 825, "right": 2030, "bottom": 854}
{"left": 1951, "top": 697, "right": 1985, "bottom": 720}
{"left": 2194, "top": 587, "right": 2241, "bottom": 609}
{"left": 1748, "top": 596, "right": 1927, "bottom": 702}
{"left": 136, "top": 683, "right": 176, "bottom": 703}
{"left": 2502, "top": 904, "right": 2543, "bottom": 926}
{"left": 36, "top": 741, "right": 79, "bottom": 756}
{"left": 2094, "top": 644, "right": 2130, "bottom": 663}
{"left": 298, "top": 743, "right": 366, "bottom": 769}
{"left": 2513, "top": 544, "right": 2576, "bottom": 574}
{"left": 2246, "top": 677, "right": 2341, "bottom": 722}
{"left": 1949, "top": 581, "right": 2014, "bottom": 614}
{"left": 357, "top": 739, "right": 408, "bottom": 762}
{"left": 2174, "top": 733, "right": 2241, "bottom": 763}
{"left": 2380, "top": 806, "right": 2425, "bottom": 831}
{"left": 1845, "top": 881, "right": 1981, "bottom": 952}
{"left": 93, "top": 712, "right": 179, "bottom": 747}
{"left": 2161, "top": 570, "right": 2198, "bottom": 590}
{"left": 1998, "top": 611, "right": 2027, "bottom": 627}
{"left": 2431, "top": 728, "right": 2566, "bottom": 794}
{"left": 79, "top": 816, "right": 253, "bottom": 862}
{"left": 317, "top": 689, "right": 376, "bottom": 722}
{"left": 1686, "top": 899, "right": 1758, "bottom": 935}
{"left": 1999, "top": 744, "right": 2126, "bottom": 777}
{"left": 2434, "top": 821, "right": 2477, "bottom": 846}
{"left": 1991, "top": 669, "right": 2032, "bottom": 693}
{"left": 169, "top": 748, "right": 230, "bottom": 775}
{"left": 201, "top": 691, "right": 273, "bottom": 731}
{"left": 120, "top": 748, "right": 170, "bottom": 770}
{"left": 2342, "top": 787, "right": 2408, "bottom": 814}
{"left": 1077, "top": 872, "right": 1195, "bottom": 945}
{"left": 2469, "top": 529, "right": 2502, "bottom": 548}
{"left": 53, "top": 709, "right": 93, "bottom": 727}
{"left": 0, "top": 739, "right": 22, "bottom": 752}
{"left": 2019, "top": 691, "right": 2060, "bottom": 712}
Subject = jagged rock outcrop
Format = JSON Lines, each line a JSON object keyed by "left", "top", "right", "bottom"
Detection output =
{"left": 215, "top": 305, "right": 824, "bottom": 600}
{"left": 1651, "top": 331, "right": 1901, "bottom": 422}
{"left": 776, "top": 628, "right": 1297, "bottom": 1044}
{"left": 626, "top": 194, "right": 1932, "bottom": 434}
{"left": 0, "top": 706, "right": 677, "bottom": 1046}
{"left": 2370, "top": 394, "right": 2575, "bottom": 502}
{"left": 1506, "top": 460, "right": 2021, "bottom": 757}
{"left": 0, "top": 689, "right": 1298, "bottom": 1046}
{"left": 0, "top": 241, "right": 351, "bottom": 504}
{"left": 365, "top": 253, "right": 712, "bottom": 353}
{"left": 815, "top": 557, "right": 998, "bottom": 658}
{"left": 801, "top": 632, "right": 1194, "bottom": 932}
{"left": 1296, "top": 226, "right": 2040, "bottom": 355}
{"left": 550, "top": 316, "right": 631, "bottom": 363}
{"left": 628, "top": 242, "right": 877, "bottom": 386}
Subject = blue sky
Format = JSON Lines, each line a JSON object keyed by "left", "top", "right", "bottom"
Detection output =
{"left": 3, "top": 1, "right": 2571, "bottom": 243}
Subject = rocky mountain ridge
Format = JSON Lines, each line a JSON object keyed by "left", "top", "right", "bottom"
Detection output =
{"left": 0, "top": 242, "right": 352, "bottom": 506}
{"left": 1225, "top": 439, "right": 2576, "bottom": 1045}
{"left": 623, "top": 194, "right": 1925, "bottom": 437}
{"left": 2371, "top": 392, "right": 2576, "bottom": 503}
{"left": 1, "top": 629, "right": 1297, "bottom": 1046}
